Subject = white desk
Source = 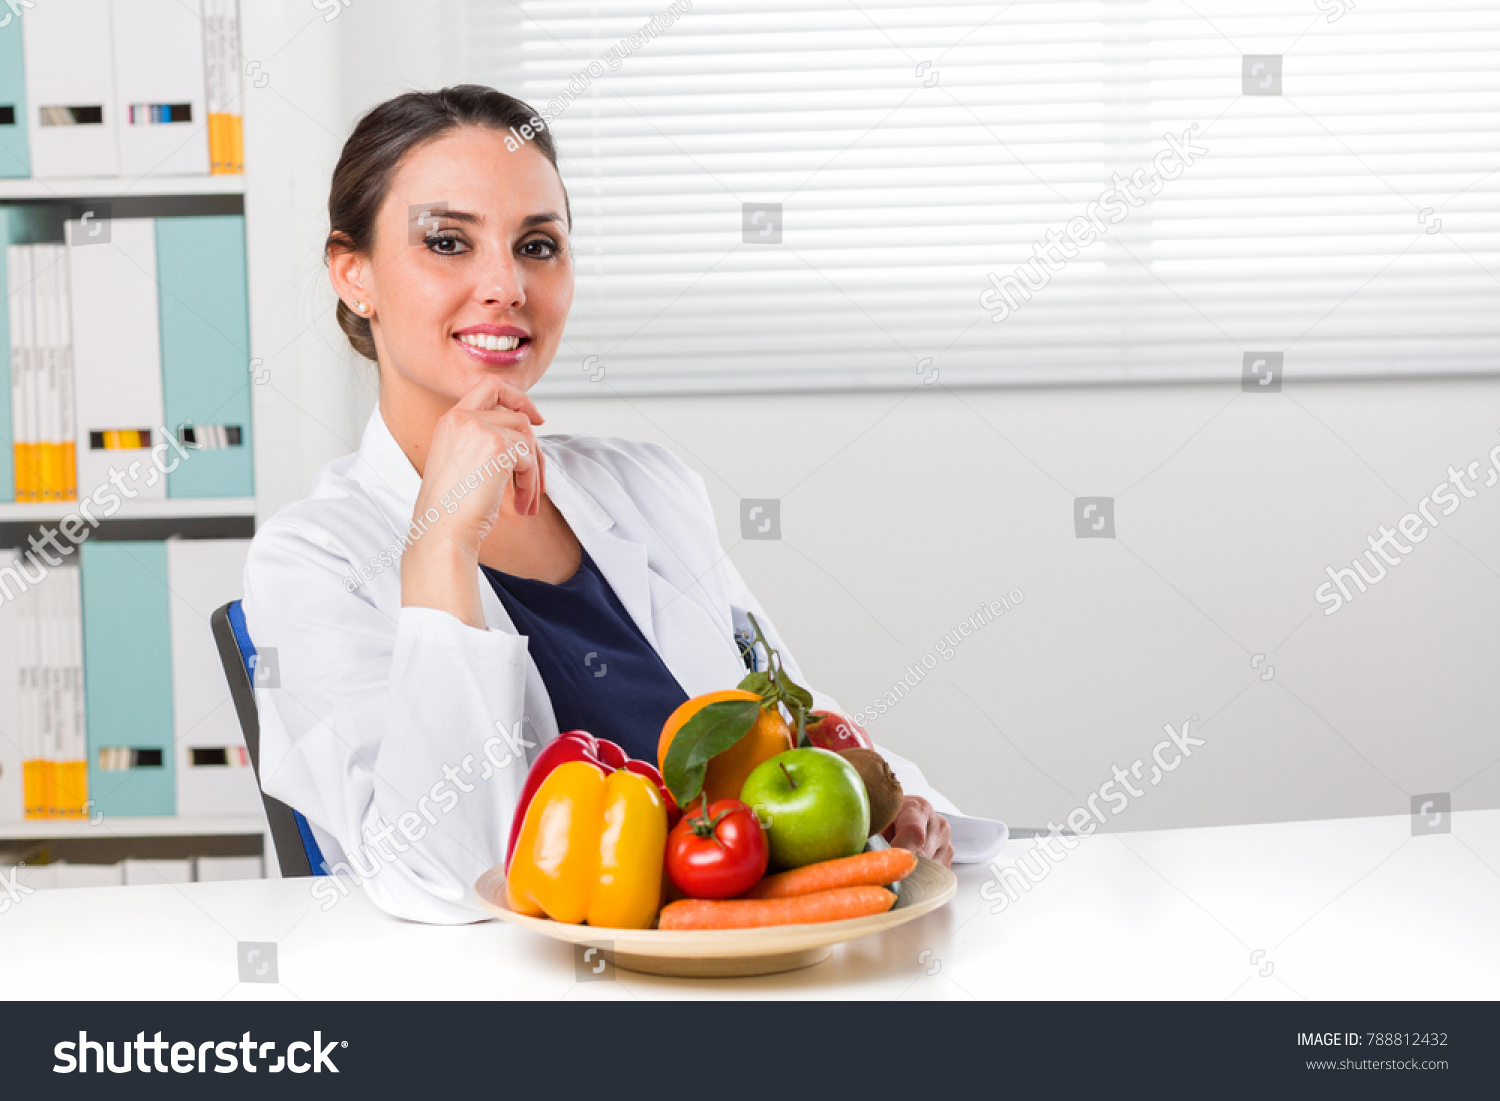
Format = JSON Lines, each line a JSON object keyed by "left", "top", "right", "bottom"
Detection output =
{"left": 4, "top": 810, "right": 1497, "bottom": 999}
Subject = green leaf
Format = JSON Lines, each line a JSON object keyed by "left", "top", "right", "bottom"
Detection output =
{"left": 784, "top": 681, "right": 814, "bottom": 712}
{"left": 662, "top": 699, "right": 762, "bottom": 808}
{"left": 737, "top": 670, "right": 772, "bottom": 696}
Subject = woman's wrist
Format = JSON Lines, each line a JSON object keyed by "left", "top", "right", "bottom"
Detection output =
{"left": 401, "top": 529, "right": 485, "bottom": 628}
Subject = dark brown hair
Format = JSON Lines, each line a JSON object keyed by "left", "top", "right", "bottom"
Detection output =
{"left": 325, "top": 85, "right": 570, "bottom": 361}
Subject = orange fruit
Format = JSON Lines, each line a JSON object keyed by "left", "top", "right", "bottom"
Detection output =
{"left": 658, "top": 689, "right": 794, "bottom": 808}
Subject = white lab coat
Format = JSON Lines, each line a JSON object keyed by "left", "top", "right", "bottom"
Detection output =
{"left": 243, "top": 409, "right": 957, "bottom": 924}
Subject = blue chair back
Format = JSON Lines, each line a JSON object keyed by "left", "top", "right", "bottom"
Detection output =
{"left": 211, "top": 600, "right": 328, "bottom": 877}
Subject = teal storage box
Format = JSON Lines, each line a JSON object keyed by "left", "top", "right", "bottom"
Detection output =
{"left": 157, "top": 216, "right": 255, "bottom": 497}
{"left": 0, "top": 11, "right": 28, "bottom": 177}
{"left": 81, "top": 541, "right": 176, "bottom": 817}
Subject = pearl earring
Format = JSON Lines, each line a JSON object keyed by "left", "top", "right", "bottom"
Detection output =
{"left": 354, "top": 301, "right": 369, "bottom": 314}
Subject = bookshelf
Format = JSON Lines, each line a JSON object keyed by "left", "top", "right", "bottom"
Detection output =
{"left": 0, "top": 497, "right": 256, "bottom": 522}
{"left": 0, "top": 1, "right": 273, "bottom": 878}
{"left": 0, "top": 175, "right": 246, "bottom": 201}
{"left": 0, "top": 814, "right": 265, "bottom": 840}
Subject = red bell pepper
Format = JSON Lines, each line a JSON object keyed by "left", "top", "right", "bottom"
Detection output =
{"left": 504, "top": 730, "right": 679, "bottom": 872}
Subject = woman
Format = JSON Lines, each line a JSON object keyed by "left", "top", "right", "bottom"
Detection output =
{"left": 244, "top": 86, "right": 954, "bottom": 924}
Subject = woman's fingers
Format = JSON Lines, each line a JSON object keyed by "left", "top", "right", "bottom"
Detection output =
{"left": 433, "top": 381, "right": 548, "bottom": 519}
{"left": 931, "top": 812, "right": 952, "bottom": 861}
{"left": 886, "top": 796, "right": 951, "bottom": 863}
{"left": 509, "top": 432, "right": 541, "bottom": 516}
{"left": 455, "top": 374, "right": 544, "bottom": 424}
{"left": 514, "top": 464, "right": 538, "bottom": 517}
{"left": 887, "top": 797, "right": 931, "bottom": 854}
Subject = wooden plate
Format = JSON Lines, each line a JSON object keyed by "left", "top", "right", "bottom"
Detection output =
{"left": 474, "top": 856, "right": 958, "bottom": 978}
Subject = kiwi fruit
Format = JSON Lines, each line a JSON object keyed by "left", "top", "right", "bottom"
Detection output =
{"left": 839, "top": 747, "right": 904, "bottom": 836}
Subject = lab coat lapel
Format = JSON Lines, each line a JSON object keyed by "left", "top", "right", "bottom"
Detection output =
{"left": 541, "top": 443, "right": 748, "bottom": 701}
{"left": 541, "top": 448, "right": 658, "bottom": 651}
{"left": 356, "top": 415, "right": 655, "bottom": 652}
{"left": 354, "top": 410, "right": 559, "bottom": 762}
{"left": 544, "top": 450, "right": 738, "bottom": 746}
{"left": 352, "top": 417, "right": 736, "bottom": 755}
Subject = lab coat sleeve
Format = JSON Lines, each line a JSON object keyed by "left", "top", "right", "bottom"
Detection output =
{"left": 640, "top": 442, "right": 961, "bottom": 817}
{"left": 242, "top": 512, "right": 531, "bottom": 924}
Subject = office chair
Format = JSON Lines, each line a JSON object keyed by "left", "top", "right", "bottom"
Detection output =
{"left": 210, "top": 600, "right": 328, "bottom": 878}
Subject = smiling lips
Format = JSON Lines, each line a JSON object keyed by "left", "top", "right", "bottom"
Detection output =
{"left": 454, "top": 325, "right": 530, "bottom": 364}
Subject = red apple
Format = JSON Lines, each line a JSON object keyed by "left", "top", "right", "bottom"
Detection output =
{"left": 803, "top": 709, "right": 873, "bottom": 752}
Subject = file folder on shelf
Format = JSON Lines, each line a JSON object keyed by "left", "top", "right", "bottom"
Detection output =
{"left": 113, "top": 0, "right": 211, "bottom": 177}
{"left": 1, "top": 208, "right": 25, "bottom": 503}
{"left": 22, "top": 0, "right": 120, "bottom": 179}
{"left": 167, "top": 538, "right": 261, "bottom": 816}
{"left": 156, "top": 216, "right": 253, "bottom": 498}
{"left": 5, "top": 240, "right": 79, "bottom": 503}
{"left": 0, "top": 8, "right": 29, "bottom": 178}
{"left": 0, "top": 554, "right": 87, "bottom": 819}
{"left": 81, "top": 541, "right": 175, "bottom": 818}
{"left": 203, "top": 0, "right": 244, "bottom": 174}
{"left": 67, "top": 216, "right": 165, "bottom": 501}
{"left": 0, "top": 550, "right": 24, "bottom": 821}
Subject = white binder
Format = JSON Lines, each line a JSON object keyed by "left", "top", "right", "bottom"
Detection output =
{"left": 21, "top": 0, "right": 119, "bottom": 178}
{"left": 66, "top": 216, "right": 165, "bottom": 501}
{"left": 166, "top": 538, "right": 262, "bottom": 817}
{"left": 7, "top": 245, "right": 33, "bottom": 501}
{"left": 0, "top": 549, "right": 25, "bottom": 821}
{"left": 113, "top": 0, "right": 210, "bottom": 176}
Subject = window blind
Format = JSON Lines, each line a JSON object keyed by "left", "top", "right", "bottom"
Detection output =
{"left": 464, "top": 0, "right": 1500, "bottom": 394}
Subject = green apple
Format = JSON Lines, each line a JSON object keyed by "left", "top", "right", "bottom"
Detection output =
{"left": 739, "top": 747, "right": 871, "bottom": 869}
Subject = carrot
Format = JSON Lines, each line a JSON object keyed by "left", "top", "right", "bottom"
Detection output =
{"left": 744, "top": 848, "right": 917, "bottom": 900}
{"left": 658, "top": 885, "right": 895, "bottom": 930}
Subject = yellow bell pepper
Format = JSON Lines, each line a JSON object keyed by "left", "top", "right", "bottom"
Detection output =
{"left": 505, "top": 759, "right": 667, "bottom": 929}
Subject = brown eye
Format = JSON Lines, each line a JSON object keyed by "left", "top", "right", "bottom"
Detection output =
{"left": 425, "top": 234, "right": 468, "bottom": 255}
{"left": 520, "top": 236, "right": 559, "bottom": 259}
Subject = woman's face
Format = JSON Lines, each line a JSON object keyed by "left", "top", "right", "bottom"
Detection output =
{"left": 337, "top": 126, "right": 573, "bottom": 400}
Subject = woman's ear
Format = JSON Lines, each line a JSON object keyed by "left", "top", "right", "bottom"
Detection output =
{"left": 328, "top": 236, "right": 373, "bottom": 313}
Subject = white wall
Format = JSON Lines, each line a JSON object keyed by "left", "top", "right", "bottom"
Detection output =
{"left": 535, "top": 382, "right": 1500, "bottom": 831}
{"left": 243, "top": 0, "right": 470, "bottom": 512}
{"left": 243, "top": 0, "right": 380, "bottom": 517}
{"left": 243, "top": 0, "right": 1500, "bottom": 832}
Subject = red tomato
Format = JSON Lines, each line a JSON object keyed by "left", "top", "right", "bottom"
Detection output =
{"left": 664, "top": 799, "right": 769, "bottom": 899}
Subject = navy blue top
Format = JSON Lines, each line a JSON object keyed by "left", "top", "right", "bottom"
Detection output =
{"left": 480, "top": 548, "right": 689, "bottom": 764}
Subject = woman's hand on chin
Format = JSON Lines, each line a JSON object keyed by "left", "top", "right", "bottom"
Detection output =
{"left": 882, "top": 795, "right": 954, "bottom": 867}
{"left": 401, "top": 376, "right": 545, "bottom": 626}
{"left": 421, "top": 375, "right": 546, "bottom": 531}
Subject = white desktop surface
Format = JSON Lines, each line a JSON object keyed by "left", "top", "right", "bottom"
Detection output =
{"left": 4, "top": 810, "right": 1497, "bottom": 1000}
